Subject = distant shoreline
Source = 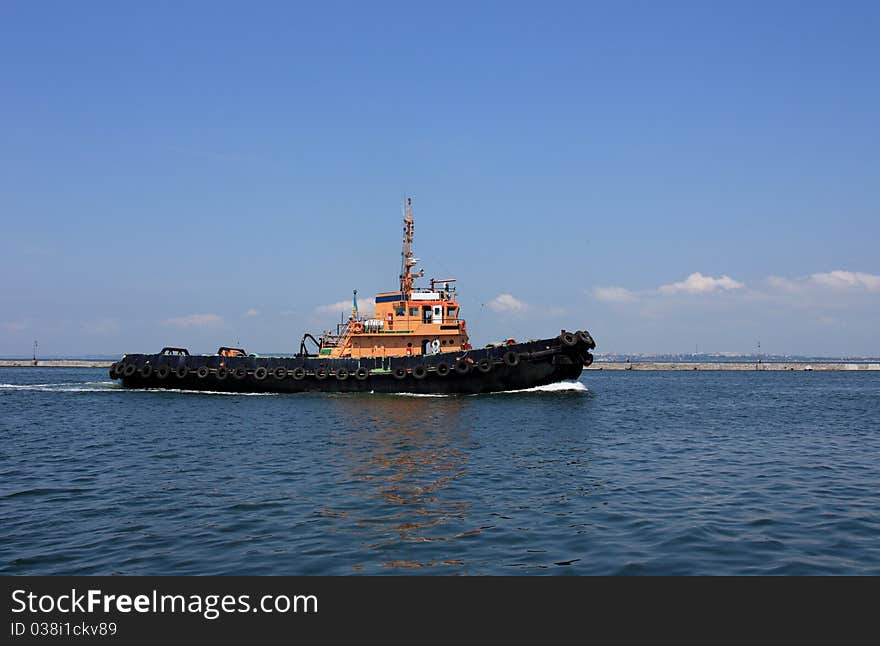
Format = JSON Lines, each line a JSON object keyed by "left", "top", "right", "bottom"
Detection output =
{"left": 586, "top": 362, "right": 880, "bottom": 371}
{"left": 0, "top": 360, "right": 115, "bottom": 367}
{"left": 3, "top": 360, "right": 879, "bottom": 372}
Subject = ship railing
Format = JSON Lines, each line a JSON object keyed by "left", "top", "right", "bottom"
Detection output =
{"left": 411, "top": 286, "right": 458, "bottom": 299}
{"left": 424, "top": 317, "right": 466, "bottom": 327}
{"left": 321, "top": 322, "right": 352, "bottom": 347}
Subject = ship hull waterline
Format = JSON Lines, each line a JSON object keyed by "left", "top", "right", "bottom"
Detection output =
{"left": 110, "top": 335, "right": 593, "bottom": 395}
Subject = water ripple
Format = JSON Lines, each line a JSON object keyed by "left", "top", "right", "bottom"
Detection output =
{"left": 1, "top": 367, "right": 878, "bottom": 574}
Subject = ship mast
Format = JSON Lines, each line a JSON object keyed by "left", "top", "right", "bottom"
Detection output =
{"left": 399, "top": 196, "right": 423, "bottom": 297}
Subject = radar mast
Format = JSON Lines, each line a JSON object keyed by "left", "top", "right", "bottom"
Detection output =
{"left": 399, "top": 196, "right": 424, "bottom": 297}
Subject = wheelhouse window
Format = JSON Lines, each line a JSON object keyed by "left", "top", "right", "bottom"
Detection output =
{"left": 395, "top": 307, "right": 405, "bottom": 317}
{"left": 409, "top": 307, "right": 419, "bottom": 317}
{"left": 447, "top": 307, "right": 457, "bottom": 317}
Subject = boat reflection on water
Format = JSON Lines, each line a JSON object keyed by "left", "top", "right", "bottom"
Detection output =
{"left": 321, "top": 393, "right": 481, "bottom": 572}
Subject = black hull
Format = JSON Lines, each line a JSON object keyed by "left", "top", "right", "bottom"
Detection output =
{"left": 110, "top": 332, "right": 594, "bottom": 395}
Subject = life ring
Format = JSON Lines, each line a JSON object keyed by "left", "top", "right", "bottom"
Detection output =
{"left": 216, "top": 367, "right": 228, "bottom": 380}
{"left": 254, "top": 367, "right": 268, "bottom": 380}
{"left": 292, "top": 367, "right": 306, "bottom": 380}
{"left": 355, "top": 367, "right": 369, "bottom": 380}
{"left": 123, "top": 363, "right": 136, "bottom": 377}
{"left": 454, "top": 359, "right": 470, "bottom": 375}
{"left": 430, "top": 339, "right": 441, "bottom": 353}
{"left": 156, "top": 366, "right": 171, "bottom": 379}
{"left": 175, "top": 365, "right": 189, "bottom": 378}
{"left": 336, "top": 368, "right": 349, "bottom": 380}
{"left": 393, "top": 367, "right": 407, "bottom": 379}
{"left": 412, "top": 365, "right": 427, "bottom": 379}
{"left": 477, "top": 358, "right": 492, "bottom": 373}
{"left": 139, "top": 364, "right": 153, "bottom": 378}
{"left": 352, "top": 321, "right": 363, "bottom": 333}
{"left": 436, "top": 362, "right": 450, "bottom": 376}
{"left": 503, "top": 350, "right": 520, "bottom": 367}
{"left": 273, "top": 367, "right": 287, "bottom": 379}
{"left": 197, "top": 366, "right": 210, "bottom": 379}
{"left": 405, "top": 346, "right": 413, "bottom": 357}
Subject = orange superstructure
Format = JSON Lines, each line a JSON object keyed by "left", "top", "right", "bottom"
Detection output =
{"left": 318, "top": 198, "right": 471, "bottom": 358}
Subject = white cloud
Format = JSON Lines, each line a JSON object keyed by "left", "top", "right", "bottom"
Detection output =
{"left": 162, "top": 313, "right": 223, "bottom": 328}
{"left": 765, "top": 275, "right": 803, "bottom": 293}
{"left": 809, "top": 270, "right": 880, "bottom": 291}
{"left": 243, "top": 308, "right": 259, "bottom": 318}
{"left": 314, "top": 298, "right": 376, "bottom": 316}
{"left": 488, "top": 293, "right": 527, "bottom": 312}
{"left": 658, "top": 272, "right": 744, "bottom": 295}
{"left": 764, "top": 271, "right": 880, "bottom": 296}
{"left": 593, "top": 286, "right": 638, "bottom": 303}
{"left": 594, "top": 269, "right": 878, "bottom": 319}
{"left": 315, "top": 300, "right": 353, "bottom": 315}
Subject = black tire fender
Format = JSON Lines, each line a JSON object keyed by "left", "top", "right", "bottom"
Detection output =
{"left": 292, "top": 367, "right": 306, "bottom": 380}
{"left": 578, "top": 330, "right": 596, "bottom": 349}
{"left": 559, "top": 331, "right": 577, "bottom": 347}
{"left": 355, "top": 367, "right": 369, "bottom": 380}
{"left": 436, "top": 362, "right": 450, "bottom": 376}
{"left": 393, "top": 367, "right": 407, "bottom": 379}
{"left": 197, "top": 366, "right": 210, "bottom": 379}
{"left": 412, "top": 365, "right": 427, "bottom": 379}
{"left": 503, "top": 350, "right": 519, "bottom": 367}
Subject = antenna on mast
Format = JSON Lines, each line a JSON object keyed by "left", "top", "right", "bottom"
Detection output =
{"left": 399, "top": 196, "right": 423, "bottom": 296}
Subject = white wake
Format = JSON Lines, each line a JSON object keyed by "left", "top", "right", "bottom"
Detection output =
{"left": 493, "top": 380, "right": 588, "bottom": 394}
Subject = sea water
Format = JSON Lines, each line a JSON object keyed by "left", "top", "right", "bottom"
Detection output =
{"left": 2, "top": 368, "right": 878, "bottom": 575}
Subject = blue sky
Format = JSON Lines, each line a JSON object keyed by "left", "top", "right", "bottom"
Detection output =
{"left": 1, "top": 1, "right": 878, "bottom": 357}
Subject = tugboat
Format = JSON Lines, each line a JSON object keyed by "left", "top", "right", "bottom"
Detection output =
{"left": 110, "top": 199, "right": 595, "bottom": 394}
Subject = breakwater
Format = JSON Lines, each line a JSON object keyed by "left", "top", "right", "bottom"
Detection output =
{"left": 588, "top": 362, "right": 880, "bottom": 371}
{"left": 0, "top": 360, "right": 113, "bottom": 368}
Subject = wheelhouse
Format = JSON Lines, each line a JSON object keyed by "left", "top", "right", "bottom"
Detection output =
{"left": 315, "top": 198, "right": 471, "bottom": 358}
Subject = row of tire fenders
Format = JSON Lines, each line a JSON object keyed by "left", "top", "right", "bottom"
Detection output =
{"left": 110, "top": 350, "right": 521, "bottom": 382}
